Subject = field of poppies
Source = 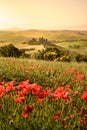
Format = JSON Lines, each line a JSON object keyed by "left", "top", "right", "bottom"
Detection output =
{"left": 0, "top": 57, "right": 87, "bottom": 130}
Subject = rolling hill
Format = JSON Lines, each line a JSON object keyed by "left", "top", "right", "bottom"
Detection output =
{"left": 0, "top": 29, "right": 87, "bottom": 54}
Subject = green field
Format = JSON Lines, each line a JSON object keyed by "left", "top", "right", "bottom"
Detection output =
{"left": 0, "top": 57, "right": 87, "bottom": 130}
{"left": 55, "top": 41, "right": 87, "bottom": 54}
{"left": 0, "top": 57, "right": 87, "bottom": 83}
{"left": 0, "top": 30, "right": 87, "bottom": 130}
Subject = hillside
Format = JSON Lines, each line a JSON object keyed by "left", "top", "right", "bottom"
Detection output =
{"left": 0, "top": 30, "right": 87, "bottom": 54}
{"left": 0, "top": 30, "right": 87, "bottom": 43}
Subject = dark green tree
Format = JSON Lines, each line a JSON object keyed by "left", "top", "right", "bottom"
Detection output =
{"left": 0, "top": 44, "right": 24, "bottom": 57}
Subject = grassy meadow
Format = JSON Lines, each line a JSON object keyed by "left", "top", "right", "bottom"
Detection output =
{"left": 0, "top": 57, "right": 87, "bottom": 130}
{"left": 0, "top": 30, "right": 87, "bottom": 130}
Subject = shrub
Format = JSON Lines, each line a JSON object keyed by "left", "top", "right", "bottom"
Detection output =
{"left": 43, "top": 51, "right": 57, "bottom": 60}
{"left": 32, "top": 46, "right": 71, "bottom": 61}
{"left": 20, "top": 53, "right": 31, "bottom": 58}
{"left": 69, "top": 45, "right": 80, "bottom": 49}
{"left": 34, "top": 46, "right": 69, "bottom": 60}
{"left": 59, "top": 55, "right": 71, "bottom": 62}
{"left": 55, "top": 55, "right": 71, "bottom": 62}
{"left": 33, "top": 49, "right": 46, "bottom": 59}
{"left": 28, "top": 38, "right": 40, "bottom": 45}
{"left": 75, "top": 54, "right": 85, "bottom": 62}
{"left": 84, "top": 55, "right": 87, "bottom": 62}
{"left": 38, "top": 37, "right": 52, "bottom": 46}
{"left": 0, "top": 44, "right": 24, "bottom": 58}
{"left": 28, "top": 37, "right": 54, "bottom": 46}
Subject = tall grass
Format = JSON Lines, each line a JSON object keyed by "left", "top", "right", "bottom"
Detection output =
{"left": 0, "top": 57, "right": 87, "bottom": 130}
{"left": 0, "top": 58, "right": 86, "bottom": 88}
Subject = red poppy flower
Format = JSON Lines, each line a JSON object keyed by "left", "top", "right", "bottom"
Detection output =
{"left": 70, "top": 115, "right": 74, "bottom": 119}
{"left": 53, "top": 113, "right": 60, "bottom": 120}
{"left": 38, "top": 97, "right": 45, "bottom": 103}
{"left": 0, "top": 104, "right": 2, "bottom": 108}
{"left": 31, "top": 83, "right": 42, "bottom": 96}
{"left": 15, "top": 96, "right": 26, "bottom": 103}
{"left": 77, "top": 73, "right": 85, "bottom": 81}
{"left": 65, "top": 85, "right": 71, "bottom": 90}
{"left": 50, "top": 87, "right": 69, "bottom": 101}
{"left": 6, "top": 81, "right": 15, "bottom": 92}
{"left": 22, "top": 105, "right": 33, "bottom": 118}
{"left": 22, "top": 112, "right": 29, "bottom": 118}
{"left": 80, "top": 119, "right": 86, "bottom": 125}
{"left": 64, "top": 125, "right": 68, "bottom": 129}
{"left": 16, "top": 80, "right": 31, "bottom": 90}
{"left": 81, "top": 92, "right": 87, "bottom": 101}
{"left": 0, "top": 85, "right": 5, "bottom": 98}
{"left": 24, "top": 105, "right": 33, "bottom": 113}
{"left": 55, "top": 87, "right": 64, "bottom": 93}
{"left": 18, "top": 88, "right": 31, "bottom": 95}
{"left": 16, "top": 81, "right": 32, "bottom": 96}
{"left": 61, "top": 118, "right": 67, "bottom": 123}
{"left": 83, "top": 114, "right": 87, "bottom": 119}
{"left": 37, "top": 88, "right": 51, "bottom": 103}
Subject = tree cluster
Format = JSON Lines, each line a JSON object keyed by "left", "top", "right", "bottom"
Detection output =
{"left": 0, "top": 44, "right": 24, "bottom": 57}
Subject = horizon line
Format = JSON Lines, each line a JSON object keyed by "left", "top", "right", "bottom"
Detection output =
{"left": 0, "top": 28, "right": 87, "bottom": 31}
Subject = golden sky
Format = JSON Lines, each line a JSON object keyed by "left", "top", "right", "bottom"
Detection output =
{"left": 0, "top": 0, "right": 87, "bottom": 30}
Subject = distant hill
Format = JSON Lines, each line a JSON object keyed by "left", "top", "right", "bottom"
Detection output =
{"left": 68, "top": 25, "right": 87, "bottom": 31}
{"left": 4, "top": 27, "right": 23, "bottom": 31}
{"left": 0, "top": 29, "right": 87, "bottom": 56}
{"left": 0, "top": 29, "right": 87, "bottom": 47}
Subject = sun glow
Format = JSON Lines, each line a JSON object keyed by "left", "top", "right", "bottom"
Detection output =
{"left": 0, "top": 0, "right": 87, "bottom": 30}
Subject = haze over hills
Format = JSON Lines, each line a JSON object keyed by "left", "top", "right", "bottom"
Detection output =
{"left": 0, "top": 29, "right": 87, "bottom": 43}
{"left": 0, "top": 27, "right": 24, "bottom": 31}
{"left": 0, "top": 24, "right": 87, "bottom": 31}
{"left": 66, "top": 25, "right": 87, "bottom": 31}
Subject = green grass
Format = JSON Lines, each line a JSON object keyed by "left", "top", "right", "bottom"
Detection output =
{"left": 55, "top": 41, "right": 87, "bottom": 55}
{"left": 0, "top": 57, "right": 87, "bottom": 130}
{"left": 0, "top": 57, "right": 87, "bottom": 84}
{"left": 56, "top": 41, "right": 87, "bottom": 48}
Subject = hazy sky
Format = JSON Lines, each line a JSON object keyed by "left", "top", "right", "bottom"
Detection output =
{"left": 0, "top": 0, "right": 87, "bottom": 30}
